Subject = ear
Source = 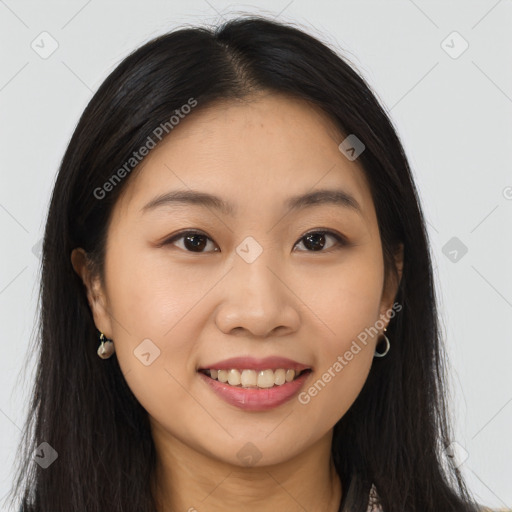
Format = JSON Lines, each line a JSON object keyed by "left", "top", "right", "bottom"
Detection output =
{"left": 379, "top": 243, "right": 404, "bottom": 324}
{"left": 71, "top": 248, "right": 113, "bottom": 338}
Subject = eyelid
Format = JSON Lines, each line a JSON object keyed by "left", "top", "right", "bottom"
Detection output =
{"left": 158, "top": 229, "right": 214, "bottom": 248}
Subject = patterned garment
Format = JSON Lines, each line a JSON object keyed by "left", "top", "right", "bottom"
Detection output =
{"left": 367, "top": 484, "right": 382, "bottom": 511}
{"left": 364, "top": 485, "right": 511, "bottom": 512}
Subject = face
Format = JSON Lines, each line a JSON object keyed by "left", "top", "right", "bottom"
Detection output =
{"left": 74, "top": 92, "right": 402, "bottom": 468}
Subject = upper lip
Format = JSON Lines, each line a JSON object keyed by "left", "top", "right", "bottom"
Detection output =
{"left": 198, "top": 356, "right": 312, "bottom": 373}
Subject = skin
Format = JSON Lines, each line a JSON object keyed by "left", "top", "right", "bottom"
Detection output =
{"left": 72, "top": 91, "right": 403, "bottom": 512}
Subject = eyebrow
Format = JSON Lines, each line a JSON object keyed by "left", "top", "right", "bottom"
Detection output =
{"left": 140, "top": 188, "right": 362, "bottom": 216}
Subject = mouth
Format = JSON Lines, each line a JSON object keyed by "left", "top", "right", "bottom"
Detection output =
{"left": 197, "top": 365, "right": 313, "bottom": 411}
{"left": 198, "top": 367, "right": 313, "bottom": 389}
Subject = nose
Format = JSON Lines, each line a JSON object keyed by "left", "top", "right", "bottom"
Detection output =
{"left": 214, "top": 248, "right": 301, "bottom": 339}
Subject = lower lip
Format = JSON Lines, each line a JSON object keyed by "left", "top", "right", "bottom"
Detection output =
{"left": 198, "top": 370, "right": 311, "bottom": 411}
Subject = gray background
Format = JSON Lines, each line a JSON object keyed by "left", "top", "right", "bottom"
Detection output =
{"left": 1, "top": 0, "right": 511, "bottom": 510}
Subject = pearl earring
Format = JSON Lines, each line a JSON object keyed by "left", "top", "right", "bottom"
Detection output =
{"left": 97, "top": 332, "right": 115, "bottom": 359}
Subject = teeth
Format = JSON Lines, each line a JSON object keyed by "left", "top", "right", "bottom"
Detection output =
{"left": 274, "top": 369, "right": 286, "bottom": 386}
{"left": 241, "top": 369, "right": 257, "bottom": 387}
{"left": 227, "top": 369, "right": 241, "bottom": 386}
{"left": 203, "top": 368, "right": 306, "bottom": 388}
{"left": 257, "top": 369, "right": 274, "bottom": 388}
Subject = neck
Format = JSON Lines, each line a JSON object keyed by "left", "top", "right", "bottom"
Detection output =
{"left": 150, "top": 426, "right": 342, "bottom": 512}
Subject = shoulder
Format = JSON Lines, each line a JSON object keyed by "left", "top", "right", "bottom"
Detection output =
{"left": 365, "top": 487, "right": 512, "bottom": 512}
{"left": 478, "top": 508, "right": 512, "bottom": 512}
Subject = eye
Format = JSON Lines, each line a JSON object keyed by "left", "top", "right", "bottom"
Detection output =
{"left": 162, "top": 229, "right": 348, "bottom": 254}
{"left": 163, "top": 230, "right": 218, "bottom": 253}
{"left": 293, "top": 230, "right": 347, "bottom": 252}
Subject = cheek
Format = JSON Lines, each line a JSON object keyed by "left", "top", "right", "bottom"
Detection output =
{"left": 303, "top": 247, "right": 385, "bottom": 345}
{"left": 103, "top": 244, "right": 207, "bottom": 409}
{"left": 105, "top": 241, "right": 205, "bottom": 340}
{"left": 106, "top": 277, "right": 205, "bottom": 431}
{"left": 293, "top": 253, "right": 382, "bottom": 424}
{"left": 297, "top": 270, "right": 380, "bottom": 427}
{"left": 297, "top": 347, "right": 374, "bottom": 434}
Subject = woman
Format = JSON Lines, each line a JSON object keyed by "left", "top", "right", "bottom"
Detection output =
{"left": 8, "top": 15, "right": 491, "bottom": 512}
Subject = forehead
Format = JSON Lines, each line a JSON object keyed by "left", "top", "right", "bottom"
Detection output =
{"left": 113, "top": 92, "right": 376, "bottom": 225}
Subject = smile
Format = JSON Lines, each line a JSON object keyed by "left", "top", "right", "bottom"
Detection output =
{"left": 199, "top": 368, "right": 312, "bottom": 389}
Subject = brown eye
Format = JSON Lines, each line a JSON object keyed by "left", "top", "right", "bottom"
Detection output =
{"left": 162, "top": 229, "right": 347, "bottom": 253}
{"left": 164, "top": 231, "right": 218, "bottom": 253}
{"left": 294, "top": 230, "right": 347, "bottom": 252}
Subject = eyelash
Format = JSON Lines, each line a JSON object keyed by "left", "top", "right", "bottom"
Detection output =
{"left": 161, "top": 229, "right": 349, "bottom": 253}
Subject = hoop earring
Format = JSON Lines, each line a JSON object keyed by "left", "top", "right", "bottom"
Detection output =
{"left": 374, "top": 328, "right": 390, "bottom": 358}
{"left": 97, "top": 332, "right": 115, "bottom": 359}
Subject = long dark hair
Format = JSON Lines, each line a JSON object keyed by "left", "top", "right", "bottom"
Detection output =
{"left": 8, "top": 15, "right": 481, "bottom": 512}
